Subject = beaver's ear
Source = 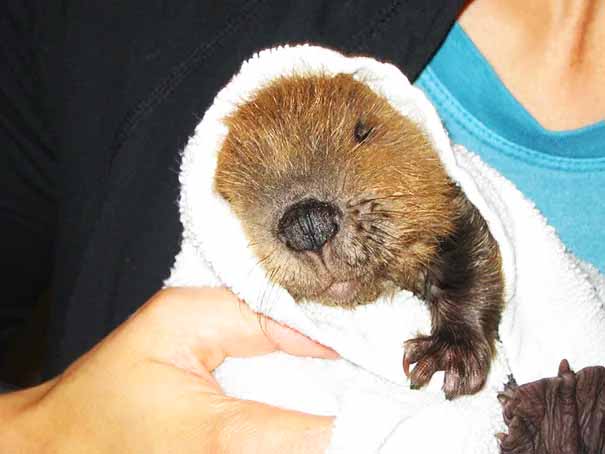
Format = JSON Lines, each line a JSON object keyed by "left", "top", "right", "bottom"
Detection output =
{"left": 423, "top": 186, "right": 504, "bottom": 341}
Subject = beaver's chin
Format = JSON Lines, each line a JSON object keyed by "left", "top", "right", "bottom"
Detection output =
{"left": 321, "top": 280, "right": 362, "bottom": 304}
{"left": 297, "top": 278, "right": 397, "bottom": 307}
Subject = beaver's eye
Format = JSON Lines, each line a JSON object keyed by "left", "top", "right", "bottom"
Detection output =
{"left": 354, "top": 120, "right": 373, "bottom": 143}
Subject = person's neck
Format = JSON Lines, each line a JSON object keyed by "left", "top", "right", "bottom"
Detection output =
{"left": 459, "top": 0, "right": 605, "bottom": 130}
{"left": 510, "top": 0, "right": 603, "bottom": 67}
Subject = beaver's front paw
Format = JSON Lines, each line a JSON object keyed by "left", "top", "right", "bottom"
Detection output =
{"left": 497, "top": 359, "right": 605, "bottom": 454}
{"left": 403, "top": 332, "right": 492, "bottom": 399}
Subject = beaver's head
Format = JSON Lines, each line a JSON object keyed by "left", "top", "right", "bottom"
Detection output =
{"left": 214, "top": 73, "right": 458, "bottom": 306}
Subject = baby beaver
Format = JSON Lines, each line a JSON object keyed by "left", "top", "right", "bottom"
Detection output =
{"left": 214, "top": 73, "right": 504, "bottom": 399}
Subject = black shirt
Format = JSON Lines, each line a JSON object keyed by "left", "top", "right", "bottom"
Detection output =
{"left": 1, "top": 0, "right": 465, "bottom": 381}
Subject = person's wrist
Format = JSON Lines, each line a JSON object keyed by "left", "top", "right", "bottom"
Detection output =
{"left": 0, "top": 382, "right": 58, "bottom": 454}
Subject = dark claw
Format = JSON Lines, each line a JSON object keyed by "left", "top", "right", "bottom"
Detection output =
{"left": 403, "top": 332, "right": 491, "bottom": 398}
{"left": 402, "top": 352, "right": 411, "bottom": 377}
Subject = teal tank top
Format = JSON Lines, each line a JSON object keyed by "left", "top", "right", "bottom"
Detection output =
{"left": 415, "top": 23, "right": 605, "bottom": 272}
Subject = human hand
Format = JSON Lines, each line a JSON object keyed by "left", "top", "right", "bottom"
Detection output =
{"left": 0, "top": 287, "right": 337, "bottom": 453}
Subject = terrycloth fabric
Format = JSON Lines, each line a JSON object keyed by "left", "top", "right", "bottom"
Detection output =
{"left": 164, "top": 45, "right": 605, "bottom": 453}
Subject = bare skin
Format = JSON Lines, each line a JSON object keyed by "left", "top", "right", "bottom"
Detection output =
{"left": 0, "top": 287, "right": 336, "bottom": 454}
{"left": 459, "top": 0, "right": 605, "bottom": 131}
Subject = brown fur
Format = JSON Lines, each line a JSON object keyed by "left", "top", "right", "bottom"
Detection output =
{"left": 214, "top": 73, "right": 504, "bottom": 398}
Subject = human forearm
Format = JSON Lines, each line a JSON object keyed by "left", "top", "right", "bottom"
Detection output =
{"left": 0, "top": 381, "right": 57, "bottom": 453}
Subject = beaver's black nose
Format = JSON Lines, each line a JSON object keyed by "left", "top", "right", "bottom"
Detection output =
{"left": 278, "top": 199, "right": 341, "bottom": 252}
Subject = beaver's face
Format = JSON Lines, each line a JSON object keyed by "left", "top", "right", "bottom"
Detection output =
{"left": 215, "top": 74, "right": 457, "bottom": 306}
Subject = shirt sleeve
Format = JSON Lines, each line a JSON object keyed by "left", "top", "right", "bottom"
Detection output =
{"left": 0, "top": 1, "right": 57, "bottom": 369}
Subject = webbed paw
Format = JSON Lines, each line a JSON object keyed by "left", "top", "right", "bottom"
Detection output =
{"left": 496, "top": 359, "right": 605, "bottom": 454}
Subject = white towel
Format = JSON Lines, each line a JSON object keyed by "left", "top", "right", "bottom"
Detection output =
{"left": 164, "top": 45, "right": 605, "bottom": 453}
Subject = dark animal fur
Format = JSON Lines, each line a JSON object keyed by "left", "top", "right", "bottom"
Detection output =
{"left": 405, "top": 187, "right": 504, "bottom": 397}
{"left": 214, "top": 73, "right": 505, "bottom": 398}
